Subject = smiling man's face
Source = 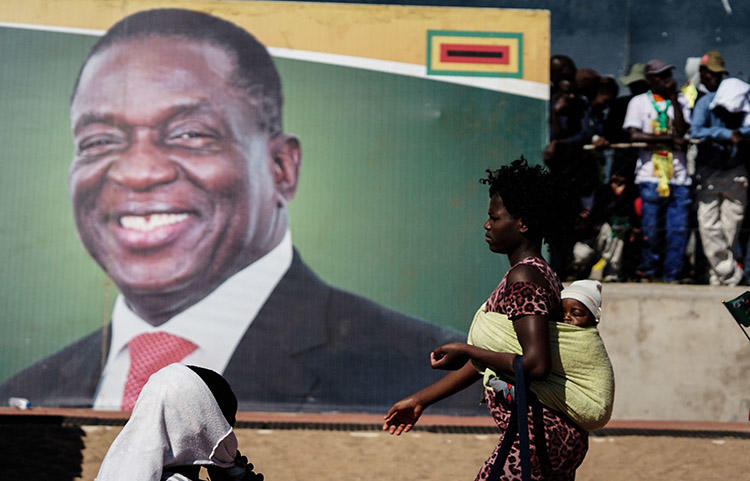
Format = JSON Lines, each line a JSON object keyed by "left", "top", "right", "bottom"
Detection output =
{"left": 69, "top": 37, "right": 281, "bottom": 316}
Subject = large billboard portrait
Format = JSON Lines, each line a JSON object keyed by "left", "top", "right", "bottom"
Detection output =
{"left": 0, "top": 1, "right": 549, "bottom": 413}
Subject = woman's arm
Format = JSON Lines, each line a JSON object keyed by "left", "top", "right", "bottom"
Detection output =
{"left": 383, "top": 361, "right": 481, "bottom": 435}
{"left": 432, "top": 263, "right": 552, "bottom": 380}
{"left": 430, "top": 313, "right": 550, "bottom": 381}
{"left": 474, "top": 314, "right": 550, "bottom": 379}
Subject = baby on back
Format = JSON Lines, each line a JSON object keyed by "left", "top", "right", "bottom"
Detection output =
{"left": 467, "top": 279, "right": 615, "bottom": 431}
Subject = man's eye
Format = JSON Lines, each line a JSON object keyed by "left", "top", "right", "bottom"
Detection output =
{"left": 174, "top": 131, "right": 211, "bottom": 139}
{"left": 77, "top": 136, "right": 121, "bottom": 156}
{"left": 167, "top": 129, "right": 219, "bottom": 149}
{"left": 82, "top": 139, "right": 111, "bottom": 149}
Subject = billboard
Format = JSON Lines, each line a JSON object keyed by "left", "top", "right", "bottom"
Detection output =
{"left": 0, "top": 1, "right": 549, "bottom": 412}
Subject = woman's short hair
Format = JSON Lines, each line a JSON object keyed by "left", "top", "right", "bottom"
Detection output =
{"left": 480, "top": 156, "right": 574, "bottom": 245}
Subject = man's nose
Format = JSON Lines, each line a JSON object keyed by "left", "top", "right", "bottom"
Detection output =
{"left": 107, "top": 129, "right": 178, "bottom": 190}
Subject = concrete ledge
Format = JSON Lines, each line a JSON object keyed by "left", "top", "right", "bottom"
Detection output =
{"left": 598, "top": 283, "right": 750, "bottom": 423}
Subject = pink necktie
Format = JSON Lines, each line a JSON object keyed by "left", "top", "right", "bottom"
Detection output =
{"left": 121, "top": 332, "right": 198, "bottom": 410}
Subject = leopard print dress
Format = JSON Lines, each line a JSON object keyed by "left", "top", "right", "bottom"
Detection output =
{"left": 476, "top": 256, "right": 588, "bottom": 481}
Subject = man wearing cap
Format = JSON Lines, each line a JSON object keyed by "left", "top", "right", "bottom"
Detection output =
{"left": 699, "top": 50, "right": 728, "bottom": 95}
{"left": 690, "top": 52, "right": 750, "bottom": 285}
{"left": 623, "top": 59, "right": 691, "bottom": 282}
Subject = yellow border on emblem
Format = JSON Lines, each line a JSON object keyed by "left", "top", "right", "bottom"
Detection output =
{"left": 0, "top": 0, "right": 549, "bottom": 83}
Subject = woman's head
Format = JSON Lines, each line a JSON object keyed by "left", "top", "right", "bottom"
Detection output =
{"left": 480, "top": 157, "right": 572, "bottom": 252}
{"left": 187, "top": 365, "right": 238, "bottom": 427}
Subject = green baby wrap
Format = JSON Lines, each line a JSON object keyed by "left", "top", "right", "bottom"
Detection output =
{"left": 467, "top": 304, "right": 615, "bottom": 431}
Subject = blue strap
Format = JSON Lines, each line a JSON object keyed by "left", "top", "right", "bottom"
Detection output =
{"left": 486, "top": 355, "right": 534, "bottom": 481}
{"left": 514, "top": 355, "right": 532, "bottom": 481}
{"left": 487, "top": 400, "right": 517, "bottom": 480}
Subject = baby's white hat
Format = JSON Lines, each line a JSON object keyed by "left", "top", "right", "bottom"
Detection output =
{"left": 561, "top": 279, "right": 602, "bottom": 322}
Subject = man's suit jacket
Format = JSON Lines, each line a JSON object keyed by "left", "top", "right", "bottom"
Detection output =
{"left": 0, "top": 250, "right": 483, "bottom": 414}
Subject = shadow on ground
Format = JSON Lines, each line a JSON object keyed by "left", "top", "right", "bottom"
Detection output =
{"left": 0, "top": 416, "right": 85, "bottom": 481}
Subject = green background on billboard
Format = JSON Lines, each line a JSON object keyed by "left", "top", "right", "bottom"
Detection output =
{"left": 0, "top": 27, "right": 546, "bottom": 381}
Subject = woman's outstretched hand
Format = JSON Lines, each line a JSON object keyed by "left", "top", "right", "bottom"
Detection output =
{"left": 383, "top": 397, "right": 424, "bottom": 435}
{"left": 430, "top": 342, "right": 470, "bottom": 370}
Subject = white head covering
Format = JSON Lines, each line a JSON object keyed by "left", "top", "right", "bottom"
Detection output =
{"left": 709, "top": 78, "right": 750, "bottom": 126}
{"left": 95, "top": 363, "right": 238, "bottom": 481}
{"left": 684, "top": 57, "right": 702, "bottom": 87}
{"left": 561, "top": 280, "right": 602, "bottom": 322}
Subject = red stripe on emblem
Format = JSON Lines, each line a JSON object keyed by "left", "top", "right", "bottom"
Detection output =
{"left": 439, "top": 44, "right": 510, "bottom": 65}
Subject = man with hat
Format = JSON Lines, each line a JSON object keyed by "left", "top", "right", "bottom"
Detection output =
{"left": 690, "top": 51, "right": 749, "bottom": 285}
{"left": 623, "top": 59, "right": 691, "bottom": 282}
{"left": 620, "top": 64, "right": 649, "bottom": 96}
{"left": 699, "top": 50, "right": 728, "bottom": 93}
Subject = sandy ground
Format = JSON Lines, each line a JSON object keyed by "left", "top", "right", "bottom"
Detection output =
{"left": 75, "top": 426, "right": 747, "bottom": 481}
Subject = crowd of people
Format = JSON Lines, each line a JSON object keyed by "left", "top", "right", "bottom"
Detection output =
{"left": 545, "top": 51, "right": 750, "bottom": 285}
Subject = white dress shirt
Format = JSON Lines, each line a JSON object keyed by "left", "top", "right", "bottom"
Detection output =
{"left": 93, "top": 231, "right": 293, "bottom": 410}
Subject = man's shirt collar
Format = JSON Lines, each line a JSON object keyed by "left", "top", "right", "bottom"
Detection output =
{"left": 106, "top": 230, "right": 293, "bottom": 373}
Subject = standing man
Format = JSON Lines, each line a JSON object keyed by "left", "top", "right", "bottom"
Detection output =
{"left": 623, "top": 59, "right": 691, "bottom": 282}
{"left": 690, "top": 52, "right": 748, "bottom": 285}
{"left": 0, "top": 9, "right": 480, "bottom": 413}
{"left": 544, "top": 54, "right": 595, "bottom": 279}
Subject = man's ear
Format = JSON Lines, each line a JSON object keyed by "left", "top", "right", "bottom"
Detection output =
{"left": 269, "top": 134, "right": 301, "bottom": 203}
{"left": 518, "top": 219, "right": 529, "bottom": 233}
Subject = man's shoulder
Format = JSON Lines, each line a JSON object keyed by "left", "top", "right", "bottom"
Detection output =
{"left": 0, "top": 328, "right": 105, "bottom": 407}
{"left": 623, "top": 93, "right": 649, "bottom": 122}
{"left": 225, "top": 251, "right": 482, "bottom": 414}
{"left": 627, "top": 92, "right": 649, "bottom": 108}
{"left": 280, "top": 249, "right": 463, "bottom": 340}
{"left": 326, "top": 283, "right": 464, "bottom": 343}
{"left": 694, "top": 92, "right": 715, "bottom": 110}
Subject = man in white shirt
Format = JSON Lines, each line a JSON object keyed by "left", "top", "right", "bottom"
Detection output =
{"left": 0, "top": 8, "right": 480, "bottom": 414}
{"left": 623, "top": 58, "right": 692, "bottom": 283}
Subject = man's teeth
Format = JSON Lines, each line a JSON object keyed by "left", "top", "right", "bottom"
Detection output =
{"left": 119, "top": 213, "right": 189, "bottom": 232}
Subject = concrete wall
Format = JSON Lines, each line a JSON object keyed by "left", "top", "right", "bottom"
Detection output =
{"left": 599, "top": 283, "right": 750, "bottom": 423}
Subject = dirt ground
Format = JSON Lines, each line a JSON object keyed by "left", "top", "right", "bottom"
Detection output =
{"left": 76, "top": 426, "right": 747, "bottom": 481}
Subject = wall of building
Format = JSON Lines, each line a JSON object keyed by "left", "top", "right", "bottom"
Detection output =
{"left": 599, "top": 283, "right": 750, "bottom": 423}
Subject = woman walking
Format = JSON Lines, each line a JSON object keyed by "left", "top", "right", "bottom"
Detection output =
{"left": 383, "top": 158, "right": 593, "bottom": 480}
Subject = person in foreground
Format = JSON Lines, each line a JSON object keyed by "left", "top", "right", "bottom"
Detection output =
{"left": 383, "top": 158, "right": 607, "bottom": 480}
{"left": 95, "top": 363, "right": 262, "bottom": 481}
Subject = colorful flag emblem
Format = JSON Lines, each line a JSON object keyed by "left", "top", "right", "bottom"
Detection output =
{"left": 427, "top": 30, "right": 523, "bottom": 77}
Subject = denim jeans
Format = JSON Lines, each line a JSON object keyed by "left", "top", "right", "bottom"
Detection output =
{"left": 637, "top": 182, "right": 691, "bottom": 281}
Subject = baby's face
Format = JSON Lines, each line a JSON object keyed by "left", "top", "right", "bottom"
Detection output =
{"left": 562, "top": 298, "right": 597, "bottom": 327}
